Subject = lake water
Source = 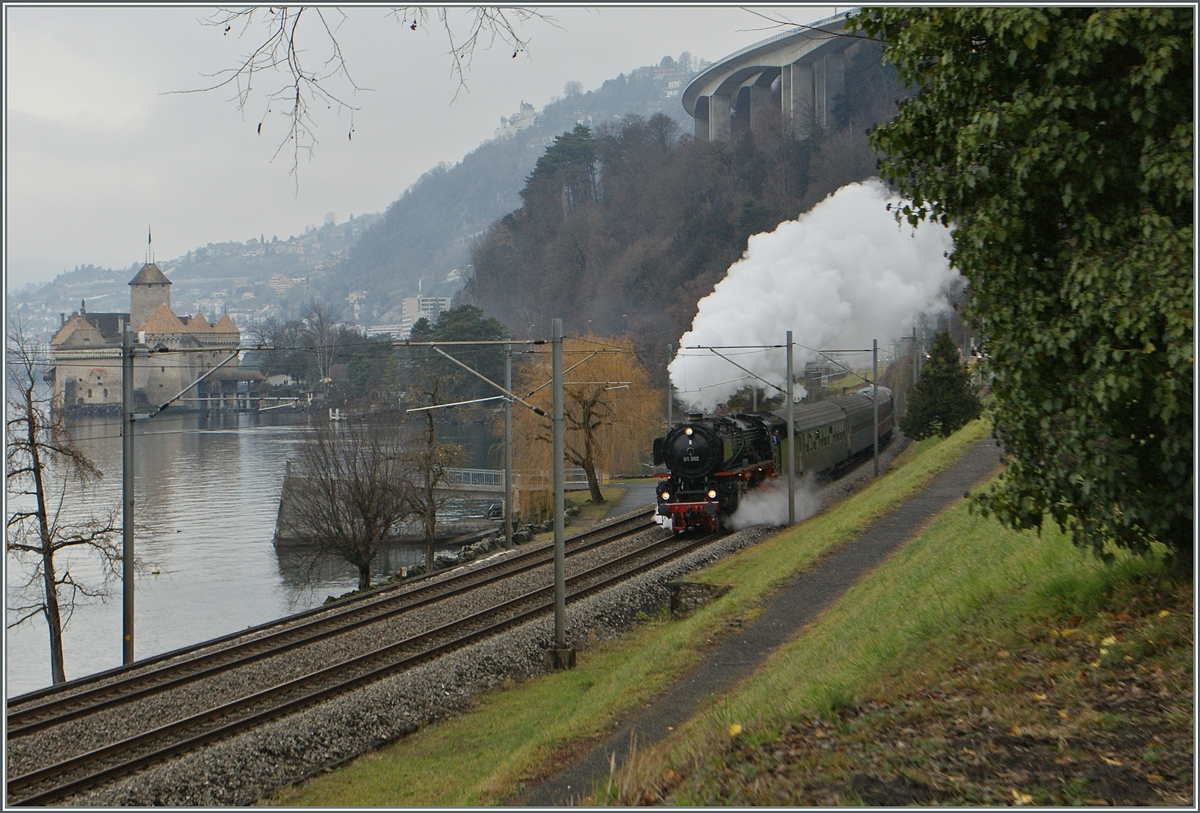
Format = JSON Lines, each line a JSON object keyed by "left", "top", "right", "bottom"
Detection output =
{"left": 4, "top": 410, "right": 502, "bottom": 698}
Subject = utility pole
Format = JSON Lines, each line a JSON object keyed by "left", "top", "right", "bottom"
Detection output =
{"left": 873, "top": 338, "right": 879, "bottom": 478}
{"left": 118, "top": 341, "right": 246, "bottom": 666}
{"left": 550, "top": 318, "right": 574, "bottom": 669}
{"left": 504, "top": 341, "right": 513, "bottom": 549}
{"left": 786, "top": 330, "right": 795, "bottom": 525}
{"left": 666, "top": 342, "right": 674, "bottom": 429}
{"left": 912, "top": 325, "right": 919, "bottom": 385}
{"left": 121, "top": 330, "right": 135, "bottom": 664}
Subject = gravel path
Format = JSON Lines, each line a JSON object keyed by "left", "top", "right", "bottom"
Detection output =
{"left": 522, "top": 435, "right": 1003, "bottom": 805}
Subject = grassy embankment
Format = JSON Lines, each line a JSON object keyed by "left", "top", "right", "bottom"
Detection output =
{"left": 271, "top": 420, "right": 1191, "bottom": 806}
{"left": 603, "top": 482, "right": 1192, "bottom": 804}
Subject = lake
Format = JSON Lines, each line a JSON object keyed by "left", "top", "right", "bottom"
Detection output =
{"left": 5, "top": 409, "right": 501, "bottom": 698}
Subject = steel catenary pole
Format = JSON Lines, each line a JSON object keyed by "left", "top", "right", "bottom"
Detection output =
{"left": 787, "top": 330, "right": 795, "bottom": 525}
{"left": 552, "top": 319, "right": 566, "bottom": 650}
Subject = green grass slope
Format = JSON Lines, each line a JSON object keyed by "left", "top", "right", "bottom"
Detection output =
{"left": 272, "top": 420, "right": 1191, "bottom": 806}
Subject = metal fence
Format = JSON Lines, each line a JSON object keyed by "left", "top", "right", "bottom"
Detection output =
{"left": 443, "top": 468, "right": 598, "bottom": 489}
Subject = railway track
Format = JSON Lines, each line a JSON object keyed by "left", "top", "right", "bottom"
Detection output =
{"left": 6, "top": 510, "right": 655, "bottom": 737}
{"left": 8, "top": 514, "right": 718, "bottom": 806}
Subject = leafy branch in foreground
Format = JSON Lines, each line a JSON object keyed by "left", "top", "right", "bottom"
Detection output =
{"left": 859, "top": 8, "right": 1193, "bottom": 565}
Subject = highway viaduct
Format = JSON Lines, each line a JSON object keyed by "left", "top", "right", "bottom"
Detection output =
{"left": 683, "top": 11, "right": 861, "bottom": 143}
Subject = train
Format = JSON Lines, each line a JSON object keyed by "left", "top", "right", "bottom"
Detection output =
{"left": 652, "top": 387, "right": 894, "bottom": 532}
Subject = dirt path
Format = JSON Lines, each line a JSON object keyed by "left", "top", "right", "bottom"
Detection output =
{"left": 521, "top": 437, "right": 1004, "bottom": 805}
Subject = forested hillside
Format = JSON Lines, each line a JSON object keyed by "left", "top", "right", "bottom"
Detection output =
{"left": 326, "top": 56, "right": 704, "bottom": 316}
{"left": 464, "top": 41, "right": 909, "bottom": 383}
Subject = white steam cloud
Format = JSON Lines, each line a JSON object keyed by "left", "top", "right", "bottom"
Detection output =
{"left": 725, "top": 477, "right": 822, "bottom": 530}
{"left": 670, "top": 179, "right": 957, "bottom": 411}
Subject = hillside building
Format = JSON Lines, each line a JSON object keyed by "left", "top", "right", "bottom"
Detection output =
{"left": 401, "top": 295, "right": 451, "bottom": 336}
{"left": 494, "top": 101, "right": 537, "bottom": 140}
{"left": 47, "top": 261, "right": 260, "bottom": 411}
{"left": 364, "top": 295, "right": 452, "bottom": 340}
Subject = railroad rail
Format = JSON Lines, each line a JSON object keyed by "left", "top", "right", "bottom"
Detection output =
{"left": 7, "top": 512, "right": 719, "bottom": 806}
{"left": 7, "top": 510, "right": 656, "bottom": 736}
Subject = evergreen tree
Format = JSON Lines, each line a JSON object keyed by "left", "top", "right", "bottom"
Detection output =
{"left": 900, "top": 331, "right": 981, "bottom": 440}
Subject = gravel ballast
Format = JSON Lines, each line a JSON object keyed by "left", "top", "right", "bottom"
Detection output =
{"left": 55, "top": 436, "right": 914, "bottom": 806}
{"left": 64, "top": 527, "right": 774, "bottom": 806}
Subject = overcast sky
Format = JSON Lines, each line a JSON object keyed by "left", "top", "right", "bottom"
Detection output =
{"left": 5, "top": 4, "right": 838, "bottom": 291}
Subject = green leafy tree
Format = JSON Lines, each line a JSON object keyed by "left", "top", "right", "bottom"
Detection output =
{"left": 344, "top": 335, "right": 401, "bottom": 403}
{"left": 519, "top": 124, "right": 599, "bottom": 219}
{"left": 405, "top": 305, "right": 507, "bottom": 403}
{"left": 859, "top": 8, "right": 1193, "bottom": 564}
{"left": 900, "top": 331, "right": 981, "bottom": 440}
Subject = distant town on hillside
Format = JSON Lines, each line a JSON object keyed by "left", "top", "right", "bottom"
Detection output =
{"left": 9, "top": 53, "right": 709, "bottom": 344}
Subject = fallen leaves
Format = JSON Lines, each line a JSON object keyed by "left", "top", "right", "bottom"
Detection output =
{"left": 657, "top": 577, "right": 1191, "bottom": 808}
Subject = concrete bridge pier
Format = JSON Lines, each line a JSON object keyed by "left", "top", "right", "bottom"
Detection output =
{"left": 782, "top": 61, "right": 814, "bottom": 138}
{"left": 684, "top": 11, "right": 853, "bottom": 144}
{"left": 811, "top": 51, "right": 846, "bottom": 132}
{"left": 706, "top": 94, "right": 732, "bottom": 142}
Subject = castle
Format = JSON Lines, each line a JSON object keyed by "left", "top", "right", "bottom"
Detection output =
{"left": 48, "top": 261, "right": 259, "bottom": 411}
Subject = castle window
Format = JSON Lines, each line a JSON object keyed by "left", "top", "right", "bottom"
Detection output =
{"left": 103, "top": 388, "right": 108, "bottom": 398}
{"left": 87, "top": 389, "right": 92, "bottom": 398}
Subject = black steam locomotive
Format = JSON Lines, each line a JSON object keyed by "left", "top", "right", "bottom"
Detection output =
{"left": 652, "top": 388, "right": 893, "bottom": 532}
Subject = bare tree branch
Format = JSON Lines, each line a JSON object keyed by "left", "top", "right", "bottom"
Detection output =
{"left": 165, "top": 6, "right": 364, "bottom": 188}
{"left": 6, "top": 319, "right": 123, "bottom": 684}
{"left": 388, "top": 7, "right": 559, "bottom": 102}
{"left": 278, "top": 417, "right": 414, "bottom": 590}
{"left": 170, "top": 6, "right": 556, "bottom": 184}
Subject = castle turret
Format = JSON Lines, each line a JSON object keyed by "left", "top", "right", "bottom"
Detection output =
{"left": 129, "top": 262, "right": 172, "bottom": 331}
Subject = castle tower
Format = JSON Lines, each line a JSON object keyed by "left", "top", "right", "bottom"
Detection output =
{"left": 128, "top": 262, "right": 172, "bottom": 330}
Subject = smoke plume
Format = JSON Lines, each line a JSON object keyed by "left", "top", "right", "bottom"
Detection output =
{"left": 670, "top": 179, "right": 957, "bottom": 411}
{"left": 725, "top": 476, "right": 821, "bottom": 530}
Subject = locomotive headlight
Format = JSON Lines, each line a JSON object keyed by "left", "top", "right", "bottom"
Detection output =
{"left": 707, "top": 488, "right": 718, "bottom": 499}
{"left": 684, "top": 427, "right": 693, "bottom": 436}
{"left": 660, "top": 490, "right": 671, "bottom": 501}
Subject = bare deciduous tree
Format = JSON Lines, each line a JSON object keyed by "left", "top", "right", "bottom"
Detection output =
{"left": 511, "top": 334, "right": 662, "bottom": 514}
{"left": 302, "top": 300, "right": 341, "bottom": 387}
{"left": 5, "top": 322, "right": 121, "bottom": 685}
{"left": 182, "top": 6, "right": 557, "bottom": 180}
{"left": 279, "top": 418, "right": 413, "bottom": 591}
{"left": 406, "top": 383, "right": 464, "bottom": 572}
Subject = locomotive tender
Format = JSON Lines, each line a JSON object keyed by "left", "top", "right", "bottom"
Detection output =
{"left": 652, "top": 387, "right": 893, "bottom": 532}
